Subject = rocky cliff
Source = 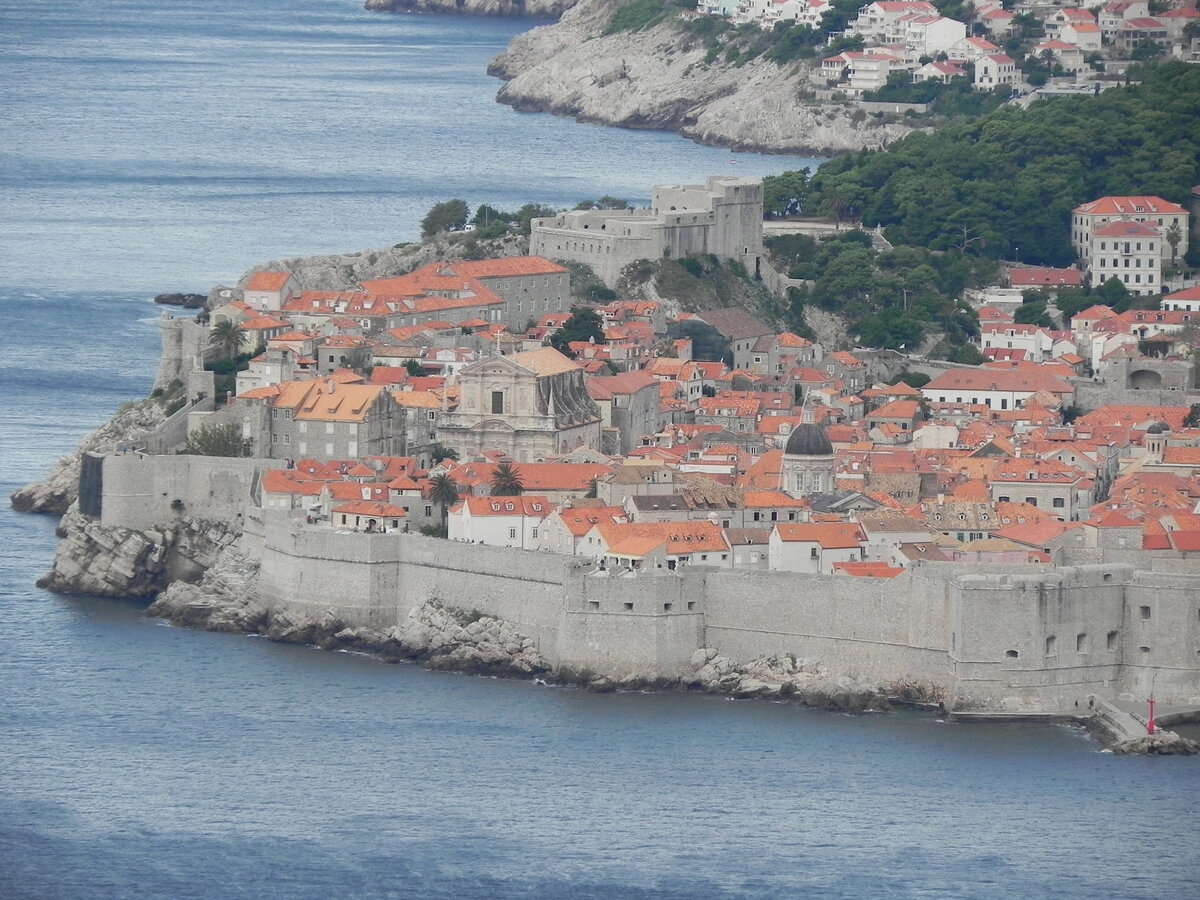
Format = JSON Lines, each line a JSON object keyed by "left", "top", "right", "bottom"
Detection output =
{"left": 365, "top": 0, "right": 579, "bottom": 16}
{"left": 489, "top": 0, "right": 913, "bottom": 155}
{"left": 37, "top": 509, "right": 240, "bottom": 599}
{"left": 11, "top": 400, "right": 167, "bottom": 515}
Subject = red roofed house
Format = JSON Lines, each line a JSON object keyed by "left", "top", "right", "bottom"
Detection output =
{"left": 1162, "top": 284, "right": 1200, "bottom": 313}
{"left": 974, "top": 53, "right": 1017, "bottom": 90}
{"left": 1072, "top": 196, "right": 1189, "bottom": 295}
{"left": 243, "top": 270, "right": 298, "bottom": 312}
{"left": 988, "top": 458, "right": 1088, "bottom": 521}
{"left": 922, "top": 366, "right": 1074, "bottom": 411}
{"left": 447, "top": 495, "right": 554, "bottom": 548}
{"left": 1008, "top": 266, "right": 1084, "bottom": 291}
{"left": 769, "top": 521, "right": 867, "bottom": 574}
{"left": 585, "top": 520, "right": 733, "bottom": 570}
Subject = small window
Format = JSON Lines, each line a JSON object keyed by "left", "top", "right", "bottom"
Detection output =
{"left": 1140, "top": 605, "right": 1151, "bottom": 620}
{"left": 687, "top": 601, "right": 696, "bottom": 611}
{"left": 810, "top": 547, "right": 819, "bottom": 559}
{"left": 1139, "top": 646, "right": 1150, "bottom": 654}
{"left": 1076, "top": 633, "right": 1088, "bottom": 653}
{"left": 623, "top": 602, "right": 634, "bottom": 611}
{"left": 588, "top": 600, "right": 599, "bottom": 610}
{"left": 1052, "top": 498, "right": 1065, "bottom": 509}
{"left": 663, "top": 603, "right": 673, "bottom": 611}
{"left": 1107, "top": 631, "right": 1118, "bottom": 651}
{"left": 1045, "top": 635, "right": 1057, "bottom": 657}
{"left": 508, "top": 528, "right": 517, "bottom": 539}
{"left": 1005, "top": 649, "right": 1019, "bottom": 659}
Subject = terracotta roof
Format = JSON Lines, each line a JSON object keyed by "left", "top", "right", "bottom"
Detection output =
{"left": 1074, "top": 196, "right": 1186, "bottom": 216}
{"left": 461, "top": 496, "right": 553, "bottom": 517}
{"left": 773, "top": 522, "right": 865, "bottom": 548}
{"left": 435, "top": 257, "right": 567, "bottom": 278}
{"left": 245, "top": 271, "right": 292, "bottom": 292}
{"left": 509, "top": 347, "right": 581, "bottom": 377}
{"left": 832, "top": 562, "right": 905, "bottom": 578}
{"left": 333, "top": 500, "right": 407, "bottom": 517}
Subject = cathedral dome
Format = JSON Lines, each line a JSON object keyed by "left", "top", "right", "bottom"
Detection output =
{"left": 784, "top": 422, "right": 833, "bottom": 457}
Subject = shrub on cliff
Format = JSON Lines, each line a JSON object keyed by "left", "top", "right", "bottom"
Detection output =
{"left": 184, "top": 423, "right": 252, "bottom": 458}
{"left": 420, "top": 199, "right": 470, "bottom": 238}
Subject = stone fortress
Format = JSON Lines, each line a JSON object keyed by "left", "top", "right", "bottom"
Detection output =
{"left": 529, "top": 175, "right": 766, "bottom": 287}
{"left": 87, "top": 451, "right": 1200, "bottom": 716}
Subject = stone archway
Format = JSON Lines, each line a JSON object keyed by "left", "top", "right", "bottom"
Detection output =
{"left": 1129, "top": 369, "right": 1163, "bottom": 390}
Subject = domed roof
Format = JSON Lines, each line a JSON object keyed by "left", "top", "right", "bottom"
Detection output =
{"left": 784, "top": 422, "right": 833, "bottom": 457}
{"left": 1146, "top": 423, "right": 1164, "bottom": 435}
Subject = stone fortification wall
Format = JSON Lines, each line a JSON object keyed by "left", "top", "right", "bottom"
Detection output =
{"left": 1071, "top": 380, "right": 1200, "bottom": 413}
{"left": 700, "top": 568, "right": 953, "bottom": 694}
{"left": 254, "top": 513, "right": 706, "bottom": 676}
{"left": 1120, "top": 571, "right": 1200, "bottom": 704}
{"left": 100, "top": 453, "right": 269, "bottom": 531}
{"left": 950, "top": 565, "right": 1131, "bottom": 712}
{"left": 88, "top": 455, "right": 1200, "bottom": 710}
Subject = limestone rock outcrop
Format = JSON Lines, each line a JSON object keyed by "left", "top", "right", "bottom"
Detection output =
{"left": 489, "top": 0, "right": 913, "bottom": 155}
{"left": 390, "top": 599, "right": 551, "bottom": 676}
{"left": 148, "top": 542, "right": 266, "bottom": 633}
{"left": 37, "top": 510, "right": 239, "bottom": 599}
{"left": 683, "top": 648, "right": 893, "bottom": 712}
{"left": 366, "top": 0, "right": 580, "bottom": 16}
{"left": 1108, "top": 731, "right": 1199, "bottom": 756}
{"left": 11, "top": 401, "right": 166, "bottom": 515}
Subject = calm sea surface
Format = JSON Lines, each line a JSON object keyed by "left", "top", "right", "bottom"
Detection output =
{"left": 1, "top": 2, "right": 1198, "bottom": 898}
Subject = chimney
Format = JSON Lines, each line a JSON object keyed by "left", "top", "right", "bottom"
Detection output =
{"left": 936, "top": 492, "right": 945, "bottom": 505}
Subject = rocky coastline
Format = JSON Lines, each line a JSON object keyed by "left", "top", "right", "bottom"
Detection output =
{"left": 487, "top": 0, "right": 913, "bottom": 155}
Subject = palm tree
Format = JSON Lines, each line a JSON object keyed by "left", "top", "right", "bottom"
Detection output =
{"left": 208, "top": 320, "right": 248, "bottom": 359}
{"left": 426, "top": 473, "right": 459, "bottom": 537}
{"left": 490, "top": 461, "right": 525, "bottom": 497}
{"left": 1165, "top": 221, "right": 1182, "bottom": 266}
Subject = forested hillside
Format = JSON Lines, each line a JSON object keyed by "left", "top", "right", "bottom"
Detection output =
{"left": 804, "top": 62, "right": 1200, "bottom": 266}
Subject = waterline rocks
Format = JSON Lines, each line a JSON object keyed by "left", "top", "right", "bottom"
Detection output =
{"left": 1108, "top": 732, "right": 1199, "bottom": 756}
{"left": 684, "top": 649, "right": 892, "bottom": 712}
{"left": 390, "top": 599, "right": 551, "bottom": 677}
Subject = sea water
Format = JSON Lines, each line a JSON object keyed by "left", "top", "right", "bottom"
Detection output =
{"left": 1, "top": 1, "right": 1198, "bottom": 897}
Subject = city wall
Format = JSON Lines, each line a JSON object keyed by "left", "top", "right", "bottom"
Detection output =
{"left": 94, "top": 453, "right": 1200, "bottom": 711}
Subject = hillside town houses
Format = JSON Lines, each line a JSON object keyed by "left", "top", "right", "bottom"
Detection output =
{"left": 174, "top": 166, "right": 1200, "bottom": 580}
{"left": 692, "top": 0, "right": 1200, "bottom": 98}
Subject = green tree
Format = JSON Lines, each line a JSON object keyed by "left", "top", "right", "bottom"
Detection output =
{"left": 420, "top": 199, "right": 470, "bottom": 238}
{"left": 1014, "top": 301, "right": 1053, "bottom": 328}
{"left": 549, "top": 307, "right": 605, "bottom": 356}
{"left": 515, "top": 203, "right": 559, "bottom": 236}
{"left": 208, "top": 320, "right": 248, "bottom": 358}
{"left": 404, "top": 358, "right": 428, "bottom": 377}
{"left": 1183, "top": 403, "right": 1200, "bottom": 428}
{"left": 430, "top": 442, "right": 459, "bottom": 464}
{"left": 490, "top": 461, "right": 525, "bottom": 497}
{"left": 762, "top": 169, "right": 811, "bottom": 217}
{"left": 426, "top": 473, "right": 460, "bottom": 536}
{"left": 184, "top": 422, "right": 251, "bottom": 457}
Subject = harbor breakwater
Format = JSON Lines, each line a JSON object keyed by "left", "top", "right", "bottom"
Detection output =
{"left": 39, "top": 450, "right": 1200, "bottom": 724}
